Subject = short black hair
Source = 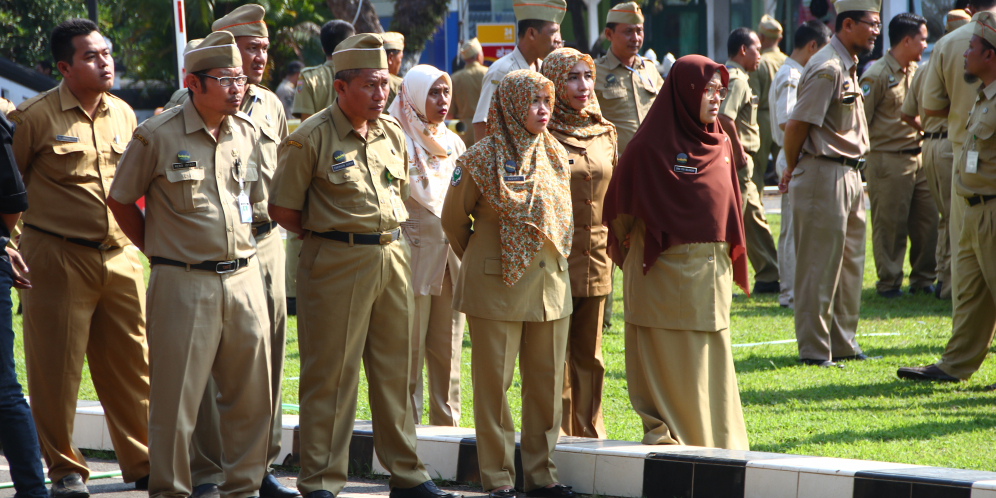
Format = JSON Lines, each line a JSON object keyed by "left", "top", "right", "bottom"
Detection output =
{"left": 51, "top": 18, "right": 99, "bottom": 66}
{"left": 982, "top": 37, "right": 996, "bottom": 55}
{"left": 286, "top": 60, "right": 304, "bottom": 75}
{"left": 889, "top": 13, "right": 926, "bottom": 47}
{"left": 385, "top": 49, "right": 401, "bottom": 58}
{"left": 834, "top": 11, "right": 866, "bottom": 33}
{"left": 334, "top": 69, "right": 362, "bottom": 83}
{"left": 188, "top": 70, "right": 212, "bottom": 97}
{"left": 794, "top": 20, "right": 831, "bottom": 50}
{"left": 320, "top": 20, "right": 356, "bottom": 56}
{"left": 969, "top": 0, "right": 996, "bottom": 10}
{"left": 727, "top": 27, "right": 756, "bottom": 57}
{"left": 518, "top": 20, "right": 553, "bottom": 39}
{"left": 605, "top": 22, "right": 618, "bottom": 32}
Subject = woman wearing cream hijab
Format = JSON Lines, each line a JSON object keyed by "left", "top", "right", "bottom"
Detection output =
{"left": 388, "top": 64, "right": 467, "bottom": 427}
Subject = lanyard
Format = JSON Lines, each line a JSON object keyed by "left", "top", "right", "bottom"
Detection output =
{"left": 622, "top": 63, "right": 654, "bottom": 88}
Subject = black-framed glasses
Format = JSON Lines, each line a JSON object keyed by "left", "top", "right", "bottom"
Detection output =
{"left": 202, "top": 74, "right": 248, "bottom": 87}
{"left": 705, "top": 86, "right": 729, "bottom": 101}
{"left": 857, "top": 19, "right": 883, "bottom": 31}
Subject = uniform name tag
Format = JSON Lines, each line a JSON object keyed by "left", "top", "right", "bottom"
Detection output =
{"left": 967, "top": 150, "right": 979, "bottom": 174}
{"left": 674, "top": 165, "right": 698, "bottom": 174}
{"left": 332, "top": 160, "right": 355, "bottom": 172}
{"left": 503, "top": 175, "right": 525, "bottom": 182}
{"left": 56, "top": 135, "right": 79, "bottom": 143}
{"left": 172, "top": 161, "right": 198, "bottom": 170}
{"left": 238, "top": 192, "right": 253, "bottom": 224}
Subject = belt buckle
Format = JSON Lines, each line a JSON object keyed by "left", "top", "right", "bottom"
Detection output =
{"left": 854, "top": 158, "right": 867, "bottom": 171}
{"left": 216, "top": 260, "right": 239, "bottom": 273}
{"left": 98, "top": 243, "right": 112, "bottom": 251}
{"left": 379, "top": 232, "right": 393, "bottom": 245}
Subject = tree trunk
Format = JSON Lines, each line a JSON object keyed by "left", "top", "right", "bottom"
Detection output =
{"left": 326, "top": 0, "right": 384, "bottom": 33}
{"left": 566, "top": 0, "right": 589, "bottom": 54}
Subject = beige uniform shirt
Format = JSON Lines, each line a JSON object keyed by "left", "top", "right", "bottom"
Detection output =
{"left": 594, "top": 50, "right": 664, "bottom": 153}
{"left": 164, "top": 84, "right": 289, "bottom": 224}
{"left": 719, "top": 61, "right": 760, "bottom": 154}
{"left": 276, "top": 78, "right": 296, "bottom": 118}
{"left": 902, "top": 59, "right": 946, "bottom": 134}
{"left": 551, "top": 130, "right": 615, "bottom": 298}
{"left": 449, "top": 61, "right": 487, "bottom": 145}
{"left": 109, "top": 99, "right": 263, "bottom": 263}
{"left": 749, "top": 47, "right": 786, "bottom": 117}
{"left": 291, "top": 60, "right": 336, "bottom": 119}
{"left": 958, "top": 80, "right": 996, "bottom": 197}
{"left": 387, "top": 73, "right": 402, "bottom": 112}
{"left": 0, "top": 98, "right": 14, "bottom": 116}
{"left": 473, "top": 46, "right": 537, "bottom": 124}
{"left": 922, "top": 18, "right": 977, "bottom": 145}
{"left": 9, "top": 82, "right": 136, "bottom": 247}
{"left": 790, "top": 36, "right": 869, "bottom": 159}
{"left": 860, "top": 52, "right": 918, "bottom": 152}
{"left": 271, "top": 101, "right": 410, "bottom": 234}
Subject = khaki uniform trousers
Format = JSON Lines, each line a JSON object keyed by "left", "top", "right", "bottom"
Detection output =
{"left": 146, "top": 262, "right": 272, "bottom": 498}
{"left": 950, "top": 144, "right": 967, "bottom": 310}
{"left": 21, "top": 229, "right": 150, "bottom": 483}
{"left": 936, "top": 200, "right": 996, "bottom": 380}
{"left": 286, "top": 236, "right": 303, "bottom": 299}
{"left": 468, "top": 315, "right": 568, "bottom": 492}
{"left": 789, "top": 156, "right": 865, "bottom": 361}
{"left": 561, "top": 296, "right": 607, "bottom": 439}
{"left": 865, "top": 151, "right": 938, "bottom": 292}
{"left": 738, "top": 156, "right": 780, "bottom": 283}
{"left": 777, "top": 187, "right": 796, "bottom": 308}
{"left": 190, "top": 229, "right": 288, "bottom": 485}
{"left": 409, "top": 263, "right": 465, "bottom": 426}
{"left": 296, "top": 234, "right": 428, "bottom": 495}
{"left": 752, "top": 111, "right": 779, "bottom": 192}
{"left": 924, "top": 138, "right": 954, "bottom": 298}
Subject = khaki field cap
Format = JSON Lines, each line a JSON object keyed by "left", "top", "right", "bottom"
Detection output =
{"left": 606, "top": 2, "right": 643, "bottom": 25}
{"left": 333, "top": 33, "right": 388, "bottom": 71}
{"left": 382, "top": 32, "right": 405, "bottom": 51}
{"left": 212, "top": 4, "right": 268, "bottom": 38}
{"left": 183, "top": 38, "right": 204, "bottom": 55}
{"left": 758, "top": 14, "right": 782, "bottom": 38}
{"left": 974, "top": 11, "right": 996, "bottom": 47}
{"left": 185, "top": 30, "right": 242, "bottom": 73}
{"left": 832, "top": 0, "right": 881, "bottom": 14}
{"left": 513, "top": 0, "right": 567, "bottom": 24}
{"left": 460, "top": 38, "right": 482, "bottom": 59}
{"left": 947, "top": 9, "right": 971, "bottom": 33}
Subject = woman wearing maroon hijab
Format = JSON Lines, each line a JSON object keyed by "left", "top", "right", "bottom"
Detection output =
{"left": 604, "top": 55, "right": 749, "bottom": 450}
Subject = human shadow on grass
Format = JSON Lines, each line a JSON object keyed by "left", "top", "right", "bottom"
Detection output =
{"left": 739, "top": 373, "right": 974, "bottom": 405}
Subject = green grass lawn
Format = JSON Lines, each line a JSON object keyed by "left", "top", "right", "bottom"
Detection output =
{"left": 10, "top": 212, "right": 996, "bottom": 470}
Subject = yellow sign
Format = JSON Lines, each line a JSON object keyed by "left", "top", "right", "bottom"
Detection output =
{"left": 477, "top": 23, "right": 516, "bottom": 45}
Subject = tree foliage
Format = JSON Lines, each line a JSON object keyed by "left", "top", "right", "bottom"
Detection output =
{"left": 0, "top": 0, "right": 86, "bottom": 66}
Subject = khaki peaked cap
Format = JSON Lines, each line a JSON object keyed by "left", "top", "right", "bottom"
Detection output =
{"left": 513, "top": 0, "right": 566, "bottom": 24}
{"left": 606, "top": 2, "right": 643, "bottom": 25}
{"left": 833, "top": 0, "right": 881, "bottom": 14}
{"left": 460, "top": 38, "right": 482, "bottom": 59}
{"left": 212, "top": 4, "right": 268, "bottom": 38}
{"left": 185, "top": 31, "right": 242, "bottom": 73}
{"left": 333, "top": 34, "right": 388, "bottom": 71}
{"left": 382, "top": 32, "right": 405, "bottom": 51}
{"left": 758, "top": 14, "right": 782, "bottom": 38}
{"left": 975, "top": 12, "right": 996, "bottom": 47}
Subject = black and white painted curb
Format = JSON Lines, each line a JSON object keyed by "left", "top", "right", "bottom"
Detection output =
{"left": 71, "top": 402, "right": 996, "bottom": 498}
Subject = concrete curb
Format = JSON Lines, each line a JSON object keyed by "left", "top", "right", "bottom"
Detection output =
{"left": 69, "top": 402, "right": 996, "bottom": 498}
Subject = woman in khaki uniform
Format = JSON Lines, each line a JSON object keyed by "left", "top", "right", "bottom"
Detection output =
{"left": 540, "top": 48, "right": 616, "bottom": 439}
{"left": 604, "top": 55, "right": 750, "bottom": 451}
{"left": 387, "top": 65, "right": 467, "bottom": 427}
{"left": 441, "top": 70, "right": 576, "bottom": 498}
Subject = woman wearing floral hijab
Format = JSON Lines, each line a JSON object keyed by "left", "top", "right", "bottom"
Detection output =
{"left": 604, "top": 55, "right": 750, "bottom": 450}
{"left": 387, "top": 65, "right": 467, "bottom": 427}
{"left": 441, "top": 70, "right": 576, "bottom": 498}
{"left": 540, "top": 48, "right": 616, "bottom": 439}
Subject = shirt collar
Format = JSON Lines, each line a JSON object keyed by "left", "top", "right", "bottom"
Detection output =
{"left": 331, "top": 100, "right": 383, "bottom": 142}
{"left": 604, "top": 49, "right": 643, "bottom": 70}
{"left": 512, "top": 46, "right": 538, "bottom": 71}
{"left": 726, "top": 60, "right": 745, "bottom": 73}
{"left": 59, "top": 80, "right": 108, "bottom": 115}
{"left": 983, "top": 79, "right": 996, "bottom": 101}
{"left": 830, "top": 36, "right": 856, "bottom": 72}
{"left": 761, "top": 46, "right": 782, "bottom": 56}
{"left": 783, "top": 56, "right": 804, "bottom": 72}
{"left": 182, "top": 98, "right": 231, "bottom": 138}
{"left": 882, "top": 52, "right": 912, "bottom": 74}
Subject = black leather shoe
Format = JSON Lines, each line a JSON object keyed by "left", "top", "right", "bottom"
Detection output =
{"left": 50, "top": 473, "right": 89, "bottom": 498}
{"left": 287, "top": 297, "right": 297, "bottom": 316}
{"left": 191, "top": 483, "right": 220, "bottom": 498}
{"left": 525, "top": 485, "right": 575, "bottom": 498}
{"left": 910, "top": 285, "right": 936, "bottom": 295}
{"left": 799, "top": 358, "right": 843, "bottom": 368}
{"left": 489, "top": 489, "right": 516, "bottom": 498}
{"left": 305, "top": 491, "right": 334, "bottom": 498}
{"left": 897, "top": 364, "right": 960, "bottom": 382}
{"left": 135, "top": 475, "right": 150, "bottom": 491}
{"left": 390, "top": 481, "right": 462, "bottom": 498}
{"left": 878, "top": 289, "right": 903, "bottom": 298}
{"left": 261, "top": 474, "right": 301, "bottom": 498}
{"left": 935, "top": 282, "right": 944, "bottom": 299}
{"left": 752, "top": 281, "right": 780, "bottom": 294}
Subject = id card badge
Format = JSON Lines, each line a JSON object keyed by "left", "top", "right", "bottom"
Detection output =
{"left": 238, "top": 191, "right": 253, "bottom": 224}
{"left": 967, "top": 147, "right": 980, "bottom": 174}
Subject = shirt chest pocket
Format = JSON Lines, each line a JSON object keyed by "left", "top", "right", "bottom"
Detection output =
{"left": 970, "top": 106, "right": 996, "bottom": 162}
{"left": 598, "top": 85, "right": 626, "bottom": 100}
{"left": 51, "top": 142, "right": 94, "bottom": 181}
{"left": 748, "top": 95, "right": 759, "bottom": 125}
{"left": 257, "top": 126, "right": 280, "bottom": 179}
{"left": 837, "top": 92, "right": 860, "bottom": 131}
{"left": 321, "top": 160, "right": 367, "bottom": 208}
{"left": 164, "top": 166, "right": 208, "bottom": 213}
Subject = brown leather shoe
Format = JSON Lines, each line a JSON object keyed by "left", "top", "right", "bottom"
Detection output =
{"left": 896, "top": 364, "right": 960, "bottom": 382}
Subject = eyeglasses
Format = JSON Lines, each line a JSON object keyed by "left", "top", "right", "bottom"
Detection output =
{"left": 705, "top": 86, "right": 728, "bottom": 101}
{"left": 201, "top": 74, "right": 249, "bottom": 87}
{"left": 857, "top": 19, "right": 883, "bottom": 31}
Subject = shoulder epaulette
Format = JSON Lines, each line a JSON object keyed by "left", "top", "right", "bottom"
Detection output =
{"left": 15, "top": 88, "right": 56, "bottom": 113}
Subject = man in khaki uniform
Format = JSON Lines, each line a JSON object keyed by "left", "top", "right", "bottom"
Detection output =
{"left": 107, "top": 31, "right": 273, "bottom": 498}
{"left": 160, "top": 7, "right": 296, "bottom": 498}
{"left": 384, "top": 32, "right": 405, "bottom": 110}
{"left": 749, "top": 14, "right": 787, "bottom": 188}
{"left": 898, "top": 12, "right": 996, "bottom": 384}
{"left": 780, "top": 0, "right": 880, "bottom": 367}
{"left": 720, "top": 27, "right": 780, "bottom": 294}
{"left": 447, "top": 38, "right": 486, "bottom": 147}
{"left": 859, "top": 13, "right": 937, "bottom": 298}
{"left": 9, "top": 18, "right": 150, "bottom": 497}
{"left": 268, "top": 34, "right": 459, "bottom": 498}
{"left": 472, "top": 0, "right": 565, "bottom": 143}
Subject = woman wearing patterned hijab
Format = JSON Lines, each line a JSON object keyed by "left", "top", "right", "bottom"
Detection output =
{"left": 387, "top": 65, "right": 467, "bottom": 428}
{"left": 603, "top": 55, "right": 749, "bottom": 450}
{"left": 540, "top": 48, "right": 616, "bottom": 440}
{"left": 441, "top": 70, "right": 576, "bottom": 498}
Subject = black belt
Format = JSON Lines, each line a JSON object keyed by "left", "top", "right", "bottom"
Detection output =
{"left": 150, "top": 255, "right": 253, "bottom": 273}
{"left": 964, "top": 194, "right": 996, "bottom": 207}
{"left": 252, "top": 221, "right": 277, "bottom": 237}
{"left": 25, "top": 224, "right": 118, "bottom": 251}
{"left": 924, "top": 131, "right": 948, "bottom": 140}
{"left": 817, "top": 155, "right": 866, "bottom": 171}
{"left": 898, "top": 147, "right": 922, "bottom": 155}
{"left": 314, "top": 227, "right": 401, "bottom": 245}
